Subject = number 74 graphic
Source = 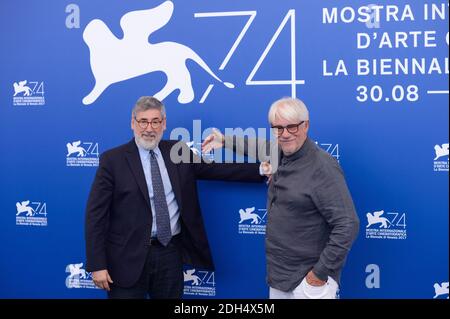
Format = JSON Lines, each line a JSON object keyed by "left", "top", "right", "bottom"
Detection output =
{"left": 194, "top": 10, "right": 305, "bottom": 103}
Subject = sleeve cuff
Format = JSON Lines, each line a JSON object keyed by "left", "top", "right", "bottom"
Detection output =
{"left": 312, "top": 261, "right": 329, "bottom": 282}
{"left": 259, "top": 163, "right": 265, "bottom": 176}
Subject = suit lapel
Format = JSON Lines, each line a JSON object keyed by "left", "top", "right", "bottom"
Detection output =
{"left": 159, "top": 141, "right": 183, "bottom": 211}
{"left": 125, "top": 139, "right": 151, "bottom": 209}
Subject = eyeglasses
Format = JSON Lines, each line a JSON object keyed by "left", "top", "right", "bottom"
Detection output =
{"left": 134, "top": 117, "right": 163, "bottom": 130}
{"left": 271, "top": 121, "right": 305, "bottom": 136}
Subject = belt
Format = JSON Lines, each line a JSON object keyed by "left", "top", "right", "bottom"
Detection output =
{"left": 148, "top": 237, "right": 161, "bottom": 246}
{"left": 148, "top": 233, "right": 181, "bottom": 246}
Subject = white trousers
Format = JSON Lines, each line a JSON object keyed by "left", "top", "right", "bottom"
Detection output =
{"left": 269, "top": 276, "right": 339, "bottom": 299}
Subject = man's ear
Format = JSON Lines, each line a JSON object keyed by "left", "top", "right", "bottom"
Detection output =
{"left": 304, "top": 120, "right": 310, "bottom": 132}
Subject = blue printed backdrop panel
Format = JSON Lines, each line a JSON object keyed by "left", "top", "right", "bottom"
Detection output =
{"left": 0, "top": 0, "right": 448, "bottom": 298}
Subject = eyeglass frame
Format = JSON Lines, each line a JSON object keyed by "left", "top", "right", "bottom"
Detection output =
{"left": 134, "top": 117, "right": 164, "bottom": 130}
{"left": 271, "top": 121, "right": 305, "bottom": 136}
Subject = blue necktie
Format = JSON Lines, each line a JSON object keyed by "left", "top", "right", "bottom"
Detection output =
{"left": 149, "top": 150, "right": 172, "bottom": 246}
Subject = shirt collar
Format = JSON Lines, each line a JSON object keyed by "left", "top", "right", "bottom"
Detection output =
{"left": 135, "top": 139, "right": 161, "bottom": 159}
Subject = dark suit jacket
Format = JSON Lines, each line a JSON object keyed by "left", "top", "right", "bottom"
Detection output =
{"left": 85, "top": 139, "right": 264, "bottom": 287}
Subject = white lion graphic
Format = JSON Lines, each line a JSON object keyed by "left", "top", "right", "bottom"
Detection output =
{"left": 16, "top": 200, "right": 34, "bottom": 216}
{"left": 184, "top": 269, "right": 201, "bottom": 286}
{"left": 82, "top": 1, "right": 233, "bottom": 105}
{"left": 66, "top": 141, "right": 87, "bottom": 157}
{"left": 239, "top": 207, "right": 262, "bottom": 224}
{"left": 13, "top": 80, "right": 32, "bottom": 96}
{"left": 433, "top": 282, "right": 449, "bottom": 299}
{"left": 366, "top": 210, "right": 391, "bottom": 229}
{"left": 66, "top": 263, "right": 87, "bottom": 279}
{"left": 434, "top": 143, "right": 449, "bottom": 160}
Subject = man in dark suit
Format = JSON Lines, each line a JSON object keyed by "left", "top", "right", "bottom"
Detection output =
{"left": 85, "top": 96, "right": 263, "bottom": 299}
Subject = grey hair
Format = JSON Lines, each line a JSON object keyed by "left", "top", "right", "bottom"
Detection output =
{"left": 268, "top": 97, "right": 309, "bottom": 124}
{"left": 132, "top": 96, "right": 166, "bottom": 118}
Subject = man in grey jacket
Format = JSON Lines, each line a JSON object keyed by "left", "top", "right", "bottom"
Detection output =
{"left": 202, "top": 97, "right": 360, "bottom": 299}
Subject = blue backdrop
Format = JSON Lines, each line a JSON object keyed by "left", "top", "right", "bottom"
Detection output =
{"left": 0, "top": 0, "right": 448, "bottom": 298}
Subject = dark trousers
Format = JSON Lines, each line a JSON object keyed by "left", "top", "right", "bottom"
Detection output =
{"left": 107, "top": 235, "right": 183, "bottom": 299}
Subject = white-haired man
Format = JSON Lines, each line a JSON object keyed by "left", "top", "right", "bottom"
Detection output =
{"left": 202, "top": 97, "right": 359, "bottom": 299}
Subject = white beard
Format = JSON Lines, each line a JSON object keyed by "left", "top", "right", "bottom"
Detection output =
{"left": 134, "top": 133, "right": 162, "bottom": 150}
